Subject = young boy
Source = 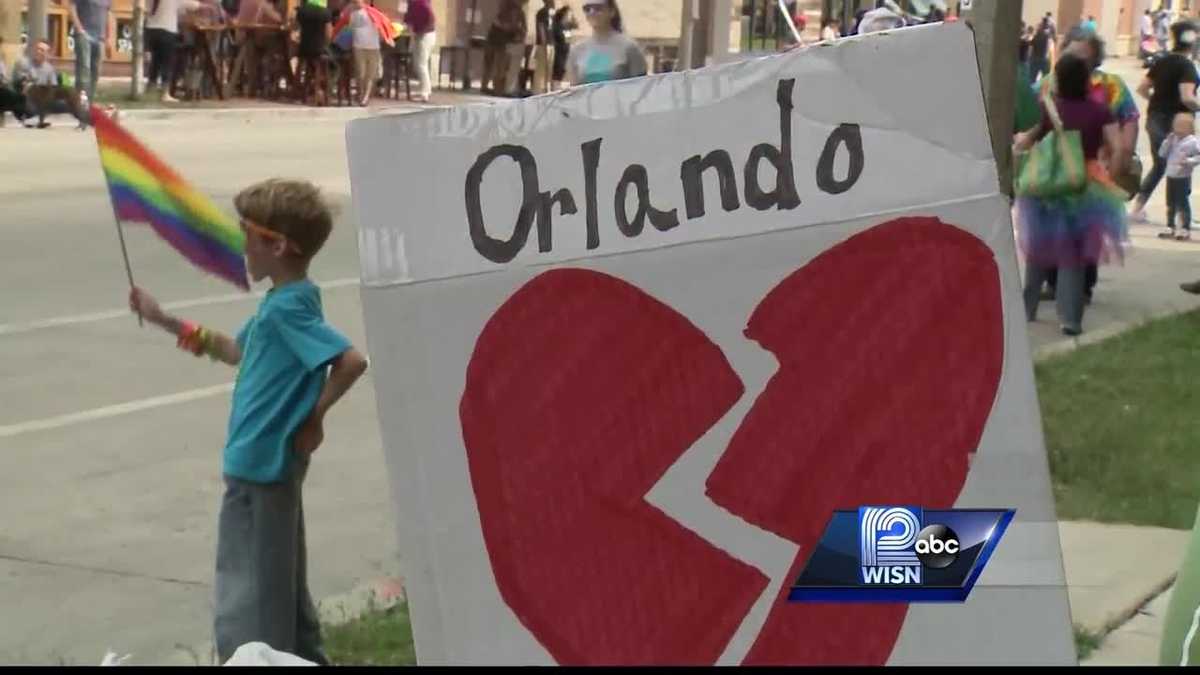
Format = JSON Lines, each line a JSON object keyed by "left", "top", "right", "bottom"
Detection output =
{"left": 128, "top": 179, "right": 369, "bottom": 665}
{"left": 1158, "top": 111, "right": 1200, "bottom": 241}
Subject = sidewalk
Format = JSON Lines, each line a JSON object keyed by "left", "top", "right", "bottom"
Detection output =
{"left": 1, "top": 78, "right": 502, "bottom": 128}
{"left": 152, "top": 576, "right": 407, "bottom": 666}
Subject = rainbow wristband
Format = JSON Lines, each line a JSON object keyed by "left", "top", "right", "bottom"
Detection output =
{"left": 177, "top": 321, "right": 206, "bottom": 357}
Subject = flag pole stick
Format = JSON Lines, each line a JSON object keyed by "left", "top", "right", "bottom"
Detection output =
{"left": 777, "top": 0, "right": 803, "bottom": 43}
{"left": 90, "top": 105, "right": 143, "bottom": 327}
{"left": 110, "top": 209, "right": 143, "bottom": 327}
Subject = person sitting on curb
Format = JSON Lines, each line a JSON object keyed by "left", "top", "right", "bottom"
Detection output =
{"left": 12, "top": 41, "right": 91, "bottom": 129}
{"left": 0, "top": 38, "right": 31, "bottom": 126}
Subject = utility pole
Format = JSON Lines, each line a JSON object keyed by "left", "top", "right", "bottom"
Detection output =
{"left": 678, "top": 0, "right": 698, "bottom": 70}
{"left": 131, "top": 0, "right": 145, "bottom": 98}
{"left": 963, "top": 0, "right": 1024, "bottom": 198}
{"left": 27, "top": 0, "right": 48, "bottom": 56}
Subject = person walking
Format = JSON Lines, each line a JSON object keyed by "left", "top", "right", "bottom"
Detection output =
{"left": 146, "top": 0, "right": 215, "bottom": 102}
{"left": 69, "top": 0, "right": 110, "bottom": 105}
{"left": 1014, "top": 53, "right": 1129, "bottom": 337}
{"left": 348, "top": 0, "right": 381, "bottom": 106}
{"left": 296, "top": 0, "right": 333, "bottom": 106}
{"left": 1029, "top": 14, "right": 1056, "bottom": 82}
{"left": 567, "top": 0, "right": 646, "bottom": 86}
{"left": 404, "top": 0, "right": 436, "bottom": 102}
{"left": 550, "top": 4, "right": 577, "bottom": 91}
{"left": 1130, "top": 21, "right": 1200, "bottom": 224}
{"left": 1032, "top": 29, "right": 1140, "bottom": 305}
{"left": 483, "top": 0, "right": 527, "bottom": 96}
{"left": 533, "top": 0, "right": 555, "bottom": 94}
{"left": 1157, "top": 10, "right": 1172, "bottom": 53}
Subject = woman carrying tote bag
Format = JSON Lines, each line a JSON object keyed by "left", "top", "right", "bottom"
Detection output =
{"left": 1013, "top": 53, "right": 1128, "bottom": 337}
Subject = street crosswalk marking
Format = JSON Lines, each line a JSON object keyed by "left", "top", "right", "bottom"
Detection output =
{"left": 0, "top": 383, "right": 235, "bottom": 439}
{"left": 0, "top": 278, "right": 359, "bottom": 337}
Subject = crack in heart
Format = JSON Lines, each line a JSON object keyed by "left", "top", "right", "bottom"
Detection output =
{"left": 459, "top": 216, "right": 1004, "bottom": 665}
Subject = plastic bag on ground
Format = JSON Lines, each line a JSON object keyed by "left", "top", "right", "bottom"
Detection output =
{"left": 223, "top": 642, "right": 316, "bottom": 666}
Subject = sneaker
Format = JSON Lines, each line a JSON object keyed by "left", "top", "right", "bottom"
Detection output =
{"left": 1159, "top": 229, "right": 1177, "bottom": 239}
{"left": 1130, "top": 207, "right": 1148, "bottom": 223}
{"left": 37, "top": 121, "right": 51, "bottom": 129}
{"left": 1178, "top": 231, "right": 1193, "bottom": 241}
{"left": 1183, "top": 280, "right": 1200, "bottom": 295}
{"left": 161, "top": 92, "right": 179, "bottom": 104}
{"left": 1061, "top": 325, "right": 1082, "bottom": 337}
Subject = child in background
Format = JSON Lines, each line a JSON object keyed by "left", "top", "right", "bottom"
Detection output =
{"left": 129, "top": 179, "right": 369, "bottom": 664}
{"left": 1158, "top": 112, "right": 1200, "bottom": 241}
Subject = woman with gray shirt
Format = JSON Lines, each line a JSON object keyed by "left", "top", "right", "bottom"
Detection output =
{"left": 567, "top": 0, "right": 646, "bottom": 86}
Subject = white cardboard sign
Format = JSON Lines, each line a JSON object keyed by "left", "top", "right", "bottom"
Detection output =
{"left": 347, "top": 22, "right": 1074, "bottom": 666}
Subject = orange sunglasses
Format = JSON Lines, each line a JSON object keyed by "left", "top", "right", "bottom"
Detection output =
{"left": 240, "top": 218, "right": 304, "bottom": 256}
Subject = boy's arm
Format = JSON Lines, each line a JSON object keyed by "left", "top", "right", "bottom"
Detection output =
{"left": 129, "top": 287, "right": 241, "bottom": 366}
{"left": 293, "top": 348, "right": 369, "bottom": 455}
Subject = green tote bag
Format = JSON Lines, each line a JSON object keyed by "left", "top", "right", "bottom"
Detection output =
{"left": 1015, "top": 90, "right": 1087, "bottom": 198}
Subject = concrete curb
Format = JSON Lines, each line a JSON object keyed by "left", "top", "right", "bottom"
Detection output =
{"left": 151, "top": 577, "right": 407, "bottom": 666}
{"left": 1093, "top": 574, "right": 1177, "bottom": 639}
{"left": 1033, "top": 303, "right": 1200, "bottom": 363}
{"left": 317, "top": 576, "right": 407, "bottom": 627}
{"left": 1060, "top": 521, "right": 1191, "bottom": 637}
{"left": 113, "top": 106, "right": 414, "bottom": 124}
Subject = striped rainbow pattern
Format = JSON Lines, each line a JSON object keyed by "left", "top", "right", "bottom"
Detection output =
{"left": 91, "top": 106, "right": 248, "bottom": 290}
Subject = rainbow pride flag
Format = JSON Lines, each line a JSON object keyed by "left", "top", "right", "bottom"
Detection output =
{"left": 90, "top": 106, "right": 248, "bottom": 290}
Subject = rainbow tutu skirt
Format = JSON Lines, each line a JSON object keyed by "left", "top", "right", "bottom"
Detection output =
{"left": 1015, "top": 161, "right": 1129, "bottom": 268}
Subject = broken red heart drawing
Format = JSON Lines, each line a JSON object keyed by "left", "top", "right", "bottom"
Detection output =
{"left": 459, "top": 216, "right": 1005, "bottom": 665}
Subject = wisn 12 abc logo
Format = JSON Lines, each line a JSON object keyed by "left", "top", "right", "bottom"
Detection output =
{"left": 789, "top": 506, "right": 1015, "bottom": 602}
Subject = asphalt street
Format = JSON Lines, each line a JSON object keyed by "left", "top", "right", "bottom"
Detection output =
{"left": 0, "top": 117, "right": 395, "bottom": 665}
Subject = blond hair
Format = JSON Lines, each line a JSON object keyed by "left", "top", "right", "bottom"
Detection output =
{"left": 234, "top": 179, "right": 333, "bottom": 261}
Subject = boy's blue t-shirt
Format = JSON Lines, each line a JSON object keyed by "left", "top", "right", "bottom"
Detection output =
{"left": 224, "top": 279, "right": 351, "bottom": 483}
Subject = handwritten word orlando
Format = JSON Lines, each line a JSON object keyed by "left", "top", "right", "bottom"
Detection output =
{"left": 464, "top": 79, "right": 866, "bottom": 263}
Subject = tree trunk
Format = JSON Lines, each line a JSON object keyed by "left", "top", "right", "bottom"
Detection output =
{"left": 131, "top": 0, "right": 145, "bottom": 98}
{"left": 965, "top": 0, "right": 1025, "bottom": 199}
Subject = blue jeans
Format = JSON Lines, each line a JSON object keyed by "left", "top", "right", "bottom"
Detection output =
{"left": 74, "top": 34, "right": 103, "bottom": 102}
{"left": 1167, "top": 176, "right": 1193, "bottom": 231}
{"left": 1139, "top": 112, "right": 1174, "bottom": 204}
{"left": 213, "top": 456, "right": 328, "bottom": 666}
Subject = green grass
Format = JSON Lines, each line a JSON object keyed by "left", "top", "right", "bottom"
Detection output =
{"left": 1074, "top": 624, "right": 1104, "bottom": 661}
{"left": 1039, "top": 309, "right": 1200, "bottom": 529}
{"left": 323, "top": 600, "right": 416, "bottom": 666}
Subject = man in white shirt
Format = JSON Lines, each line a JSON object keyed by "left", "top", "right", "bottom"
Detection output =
{"left": 348, "top": 0, "right": 381, "bottom": 106}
